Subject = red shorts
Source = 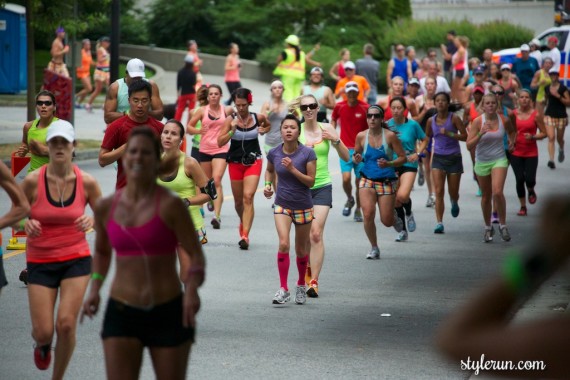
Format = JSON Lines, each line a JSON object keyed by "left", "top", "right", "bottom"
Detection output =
{"left": 228, "top": 159, "right": 262, "bottom": 181}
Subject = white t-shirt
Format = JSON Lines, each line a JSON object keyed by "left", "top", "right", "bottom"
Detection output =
{"left": 420, "top": 76, "right": 451, "bottom": 95}
{"left": 543, "top": 47, "right": 561, "bottom": 72}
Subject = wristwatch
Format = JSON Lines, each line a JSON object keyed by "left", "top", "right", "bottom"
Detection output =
{"left": 183, "top": 198, "right": 191, "bottom": 207}
{"left": 332, "top": 139, "right": 341, "bottom": 146}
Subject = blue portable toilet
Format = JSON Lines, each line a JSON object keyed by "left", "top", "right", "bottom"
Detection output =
{"left": 0, "top": 3, "right": 27, "bottom": 94}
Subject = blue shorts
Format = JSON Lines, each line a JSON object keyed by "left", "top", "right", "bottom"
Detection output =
{"left": 340, "top": 149, "right": 364, "bottom": 176}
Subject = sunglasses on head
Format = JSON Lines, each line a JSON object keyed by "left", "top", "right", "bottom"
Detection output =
{"left": 36, "top": 100, "right": 53, "bottom": 106}
{"left": 367, "top": 113, "right": 382, "bottom": 119}
{"left": 300, "top": 103, "right": 318, "bottom": 111}
{"left": 491, "top": 91, "right": 505, "bottom": 96}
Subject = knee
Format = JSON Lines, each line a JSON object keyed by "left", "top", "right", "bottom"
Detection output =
{"left": 362, "top": 208, "right": 375, "bottom": 222}
{"left": 396, "top": 194, "right": 409, "bottom": 204}
{"left": 243, "top": 193, "right": 255, "bottom": 206}
{"left": 234, "top": 199, "right": 243, "bottom": 209}
{"left": 213, "top": 177, "right": 223, "bottom": 188}
{"left": 32, "top": 326, "right": 54, "bottom": 344}
{"left": 278, "top": 240, "right": 289, "bottom": 253}
{"left": 380, "top": 216, "right": 391, "bottom": 227}
{"left": 56, "top": 316, "right": 76, "bottom": 338}
{"left": 492, "top": 189, "right": 504, "bottom": 199}
{"left": 310, "top": 229, "right": 322, "bottom": 245}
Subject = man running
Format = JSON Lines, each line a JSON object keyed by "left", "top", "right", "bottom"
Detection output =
{"left": 302, "top": 67, "right": 336, "bottom": 122}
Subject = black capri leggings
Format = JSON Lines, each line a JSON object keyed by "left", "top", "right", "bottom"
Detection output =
{"left": 509, "top": 155, "right": 538, "bottom": 198}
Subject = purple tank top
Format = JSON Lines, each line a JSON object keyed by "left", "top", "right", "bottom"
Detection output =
{"left": 431, "top": 113, "right": 461, "bottom": 155}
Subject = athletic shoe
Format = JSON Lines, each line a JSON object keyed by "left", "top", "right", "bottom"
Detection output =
{"left": 353, "top": 208, "right": 363, "bottom": 222}
{"left": 294, "top": 285, "right": 307, "bottom": 305}
{"left": 74, "top": 103, "right": 83, "bottom": 109}
{"left": 451, "top": 200, "right": 460, "bottom": 218}
{"left": 305, "top": 265, "right": 312, "bottom": 286}
{"left": 306, "top": 279, "right": 319, "bottom": 298}
{"left": 499, "top": 226, "right": 511, "bottom": 242}
{"left": 547, "top": 160, "right": 556, "bottom": 169}
{"left": 476, "top": 187, "right": 482, "bottom": 197}
{"left": 484, "top": 226, "right": 495, "bottom": 243}
{"left": 392, "top": 210, "right": 404, "bottom": 232}
{"left": 528, "top": 191, "right": 537, "bottom": 205}
{"left": 425, "top": 194, "right": 435, "bottom": 208}
{"left": 84, "top": 103, "right": 93, "bottom": 113}
{"left": 559, "top": 150, "right": 565, "bottom": 163}
{"left": 406, "top": 212, "right": 416, "bottom": 232}
{"left": 238, "top": 236, "right": 249, "bottom": 250}
{"left": 19, "top": 268, "right": 28, "bottom": 285}
{"left": 199, "top": 228, "right": 208, "bottom": 245}
{"left": 491, "top": 212, "right": 499, "bottom": 224}
{"left": 207, "top": 200, "right": 214, "bottom": 212}
{"left": 211, "top": 217, "right": 221, "bottom": 229}
{"left": 417, "top": 170, "right": 425, "bottom": 186}
{"left": 434, "top": 223, "right": 445, "bottom": 234}
{"left": 272, "top": 288, "right": 290, "bottom": 305}
{"left": 34, "top": 344, "right": 51, "bottom": 370}
{"left": 199, "top": 207, "right": 205, "bottom": 217}
{"left": 395, "top": 230, "right": 408, "bottom": 242}
{"left": 517, "top": 206, "right": 527, "bottom": 216}
{"left": 366, "top": 247, "right": 380, "bottom": 260}
{"left": 342, "top": 197, "right": 355, "bottom": 217}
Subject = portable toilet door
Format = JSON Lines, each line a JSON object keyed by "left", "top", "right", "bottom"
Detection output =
{"left": 0, "top": 3, "right": 27, "bottom": 94}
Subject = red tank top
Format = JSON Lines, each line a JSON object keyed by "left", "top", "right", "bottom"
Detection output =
{"left": 106, "top": 187, "right": 178, "bottom": 257}
{"left": 27, "top": 165, "right": 90, "bottom": 263}
{"left": 469, "top": 102, "right": 481, "bottom": 124}
{"left": 513, "top": 109, "right": 539, "bottom": 158}
{"left": 383, "top": 96, "right": 409, "bottom": 121}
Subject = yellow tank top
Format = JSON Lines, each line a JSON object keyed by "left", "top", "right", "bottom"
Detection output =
{"left": 537, "top": 69, "right": 551, "bottom": 102}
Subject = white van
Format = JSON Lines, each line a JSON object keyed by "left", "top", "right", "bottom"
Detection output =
{"left": 493, "top": 26, "right": 569, "bottom": 85}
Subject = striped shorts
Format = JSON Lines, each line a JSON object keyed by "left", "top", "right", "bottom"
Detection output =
{"left": 544, "top": 116, "right": 568, "bottom": 130}
{"left": 359, "top": 177, "right": 397, "bottom": 196}
{"left": 274, "top": 205, "right": 314, "bottom": 225}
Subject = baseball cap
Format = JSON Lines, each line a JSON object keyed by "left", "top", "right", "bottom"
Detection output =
{"left": 184, "top": 54, "right": 194, "bottom": 63}
{"left": 408, "top": 77, "right": 420, "bottom": 86}
{"left": 549, "top": 68, "right": 560, "bottom": 75}
{"left": 343, "top": 61, "right": 356, "bottom": 70}
{"left": 530, "top": 38, "right": 541, "bottom": 47}
{"left": 56, "top": 26, "right": 65, "bottom": 34}
{"left": 310, "top": 67, "right": 323, "bottom": 74}
{"left": 285, "top": 34, "right": 299, "bottom": 47}
{"left": 345, "top": 81, "right": 359, "bottom": 93}
{"left": 473, "top": 85, "right": 485, "bottom": 94}
{"left": 500, "top": 63, "right": 511, "bottom": 71}
{"left": 47, "top": 120, "right": 75, "bottom": 143}
{"left": 548, "top": 36, "right": 559, "bottom": 44}
{"left": 520, "top": 44, "right": 530, "bottom": 52}
{"left": 126, "top": 58, "right": 146, "bottom": 78}
{"left": 474, "top": 66, "right": 485, "bottom": 74}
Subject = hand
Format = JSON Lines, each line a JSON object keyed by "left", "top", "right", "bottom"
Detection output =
{"left": 16, "top": 144, "right": 28, "bottom": 157}
{"left": 407, "top": 153, "right": 419, "bottom": 163}
{"left": 378, "top": 158, "right": 390, "bottom": 168}
{"left": 480, "top": 121, "right": 491, "bottom": 135}
{"left": 75, "top": 215, "right": 93, "bottom": 232}
{"left": 63, "top": 45, "right": 70, "bottom": 53}
{"left": 200, "top": 125, "right": 209, "bottom": 135}
{"left": 263, "top": 184, "right": 273, "bottom": 199}
{"left": 321, "top": 128, "right": 338, "bottom": 142}
{"left": 353, "top": 152, "right": 363, "bottom": 164}
{"left": 524, "top": 133, "right": 533, "bottom": 141}
{"left": 508, "top": 140, "right": 515, "bottom": 153}
{"left": 28, "top": 139, "right": 43, "bottom": 155}
{"left": 281, "top": 157, "right": 294, "bottom": 172}
{"left": 182, "top": 287, "right": 201, "bottom": 328}
{"left": 25, "top": 218, "right": 42, "bottom": 237}
{"left": 80, "top": 291, "right": 100, "bottom": 323}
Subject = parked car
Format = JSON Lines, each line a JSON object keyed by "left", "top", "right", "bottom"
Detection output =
{"left": 493, "top": 26, "right": 570, "bottom": 85}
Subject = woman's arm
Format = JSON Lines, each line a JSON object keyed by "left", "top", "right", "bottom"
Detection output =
{"left": 186, "top": 107, "right": 204, "bottom": 135}
{"left": 441, "top": 113, "right": 468, "bottom": 142}
{"left": 217, "top": 114, "right": 236, "bottom": 147}
{"left": 256, "top": 113, "right": 271, "bottom": 135}
{"left": 529, "top": 70, "right": 540, "bottom": 90}
{"left": 263, "top": 161, "right": 275, "bottom": 199}
{"left": 533, "top": 109, "right": 547, "bottom": 140}
{"left": 284, "top": 158, "right": 316, "bottom": 188}
{"left": 260, "top": 101, "right": 270, "bottom": 116}
{"left": 502, "top": 114, "right": 517, "bottom": 151}
{"left": 329, "top": 62, "right": 339, "bottom": 81}
{"left": 387, "top": 132, "right": 407, "bottom": 167}
{"left": 322, "top": 124, "right": 349, "bottom": 161}
{"left": 0, "top": 162, "right": 30, "bottom": 229}
{"left": 16, "top": 121, "right": 33, "bottom": 157}
{"left": 184, "top": 157, "right": 212, "bottom": 206}
{"left": 466, "top": 116, "right": 483, "bottom": 151}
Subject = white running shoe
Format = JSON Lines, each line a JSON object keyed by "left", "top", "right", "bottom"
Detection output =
{"left": 294, "top": 285, "right": 307, "bottom": 305}
{"left": 272, "top": 288, "right": 291, "bottom": 304}
{"left": 366, "top": 247, "right": 380, "bottom": 260}
{"left": 395, "top": 230, "right": 408, "bottom": 242}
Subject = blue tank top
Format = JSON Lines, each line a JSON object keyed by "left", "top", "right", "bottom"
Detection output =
{"left": 410, "top": 59, "right": 418, "bottom": 75}
{"left": 392, "top": 57, "right": 408, "bottom": 82}
{"left": 361, "top": 130, "right": 396, "bottom": 180}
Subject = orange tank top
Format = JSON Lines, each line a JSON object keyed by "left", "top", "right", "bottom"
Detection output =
{"left": 26, "top": 165, "right": 90, "bottom": 263}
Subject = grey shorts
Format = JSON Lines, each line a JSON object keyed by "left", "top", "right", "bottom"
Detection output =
{"left": 311, "top": 184, "right": 333, "bottom": 208}
{"left": 432, "top": 153, "right": 464, "bottom": 174}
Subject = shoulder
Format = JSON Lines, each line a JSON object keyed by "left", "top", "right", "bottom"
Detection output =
{"left": 94, "top": 194, "right": 114, "bottom": 220}
{"left": 23, "top": 120, "right": 34, "bottom": 132}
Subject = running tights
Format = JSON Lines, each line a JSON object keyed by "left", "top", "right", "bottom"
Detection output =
{"left": 509, "top": 155, "right": 538, "bottom": 198}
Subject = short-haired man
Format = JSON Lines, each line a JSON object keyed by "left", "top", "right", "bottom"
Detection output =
{"left": 513, "top": 44, "right": 539, "bottom": 92}
{"left": 47, "top": 27, "right": 70, "bottom": 77}
{"left": 99, "top": 80, "right": 164, "bottom": 189}
{"left": 331, "top": 81, "right": 369, "bottom": 221}
{"left": 302, "top": 67, "right": 336, "bottom": 122}
{"left": 356, "top": 43, "right": 380, "bottom": 105}
{"left": 529, "top": 39, "right": 542, "bottom": 67}
{"left": 104, "top": 58, "right": 164, "bottom": 124}
{"left": 387, "top": 44, "right": 412, "bottom": 92}
{"left": 419, "top": 61, "right": 451, "bottom": 95}
{"left": 334, "top": 61, "right": 370, "bottom": 102}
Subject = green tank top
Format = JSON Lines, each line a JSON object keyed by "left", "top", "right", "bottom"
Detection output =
{"left": 27, "top": 117, "right": 59, "bottom": 173}
{"left": 156, "top": 153, "right": 204, "bottom": 230}
{"left": 192, "top": 120, "right": 202, "bottom": 149}
{"left": 299, "top": 123, "right": 331, "bottom": 189}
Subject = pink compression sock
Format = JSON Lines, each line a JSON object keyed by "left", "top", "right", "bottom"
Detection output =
{"left": 277, "top": 252, "right": 290, "bottom": 291}
{"left": 296, "top": 255, "right": 308, "bottom": 286}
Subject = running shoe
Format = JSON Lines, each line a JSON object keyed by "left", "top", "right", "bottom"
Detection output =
{"left": 395, "top": 230, "right": 408, "bottom": 242}
{"left": 211, "top": 217, "right": 221, "bottom": 229}
{"left": 199, "top": 228, "right": 208, "bottom": 245}
{"left": 199, "top": 207, "right": 205, "bottom": 217}
{"left": 484, "top": 226, "right": 495, "bottom": 243}
{"left": 547, "top": 160, "right": 556, "bottom": 169}
{"left": 238, "top": 236, "right": 249, "bottom": 250}
{"left": 366, "top": 246, "right": 380, "bottom": 260}
{"left": 84, "top": 103, "right": 93, "bottom": 113}
{"left": 272, "top": 288, "right": 290, "bottom": 305}
{"left": 417, "top": 169, "right": 425, "bottom": 186}
{"left": 476, "top": 187, "right": 482, "bottom": 197}
{"left": 491, "top": 212, "right": 499, "bottom": 224}
{"left": 434, "top": 223, "right": 445, "bottom": 234}
{"left": 19, "top": 268, "right": 28, "bottom": 285}
{"left": 499, "top": 226, "right": 511, "bottom": 242}
{"left": 392, "top": 210, "right": 404, "bottom": 232}
{"left": 353, "top": 208, "right": 363, "bottom": 222}
{"left": 517, "top": 206, "right": 527, "bottom": 216}
{"left": 34, "top": 344, "right": 51, "bottom": 370}
{"left": 306, "top": 279, "right": 319, "bottom": 298}
{"left": 528, "top": 191, "right": 537, "bottom": 205}
{"left": 406, "top": 212, "right": 416, "bottom": 232}
{"left": 342, "top": 197, "right": 355, "bottom": 217}
{"left": 559, "top": 150, "right": 565, "bottom": 163}
{"left": 294, "top": 285, "right": 307, "bottom": 305}
{"left": 451, "top": 200, "right": 460, "bottom": 218}
{"left": 207, "top": 200, "right": 214, "bottom": 212}
{"left": 305, "top": 265, "right": 312, "bottom": 286}
{"left": 425, "top": 194, "right": 435, "bottom": 208}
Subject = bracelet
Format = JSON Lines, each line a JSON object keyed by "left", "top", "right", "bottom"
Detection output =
{"left": 228, "top": 130, "right": 234, "bottom": 137}
{"left": 183, "top": 198, "right": 191, "bottom": 207}
{"left": 448, "top": 131, "right": 455, "bottom": 138}
{"left": 91, "top": 272, "right": 105, "bottom": 282}
{"left": 388, "top": 161, "right": 393, "bottom": 167}
{"left": 19, "top": 218, "right": 27, "bottom": 231}
{"left": 264, "top": 181, "right": 272, "bottom": 186}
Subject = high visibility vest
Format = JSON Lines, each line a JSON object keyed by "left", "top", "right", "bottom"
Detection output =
{"left": 273, "top": 48, "right": 306, "bottom": 80}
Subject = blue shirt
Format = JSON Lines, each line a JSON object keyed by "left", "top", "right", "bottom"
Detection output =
{"left": 513, "top": 57, "right": 540, "bottom": 90}
{"left": 388, "top": 118, "right": 425, "bottom": 168}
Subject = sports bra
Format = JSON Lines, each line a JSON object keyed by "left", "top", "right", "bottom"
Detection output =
{"left": 106, "top": 188, "right": 178, "bottom": 257}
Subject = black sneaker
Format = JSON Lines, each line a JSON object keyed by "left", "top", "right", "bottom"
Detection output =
{"left": 559, "top": 150, "right": 565, "bottom": 163}
{"left": 19, "top": 268, "right": 28, "bottom": 285}
{"left": 547, "top": 160, "right": 556, "bottom": 169}
{"left": 342, "top": 197, "right": 355, "bottom": 217}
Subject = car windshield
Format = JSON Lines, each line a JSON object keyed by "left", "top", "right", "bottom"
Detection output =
{"left": 539, "top": 31, "right": 568, "bottom": 50}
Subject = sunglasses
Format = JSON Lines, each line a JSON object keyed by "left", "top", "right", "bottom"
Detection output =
{"left": 300, "top": 103, "right": 318, "bottom": 111}
{"left": 501, "top": 68, "right": 510, "bottom": 72}
{"left": 367, "top": 113, "right": 382, "bottom": 119}
{"left": 491, "top": 91, "right": 505, "bottom": 96}
{"left": 36, "top": 100, "right": 53, "bottom": 106}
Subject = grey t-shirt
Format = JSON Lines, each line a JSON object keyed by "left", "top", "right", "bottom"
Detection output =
{"left": 267, "top": 143, "right": 316, "bottom": 210}
{"left": 356, "top": 56, "right": 380, "bottom": 91}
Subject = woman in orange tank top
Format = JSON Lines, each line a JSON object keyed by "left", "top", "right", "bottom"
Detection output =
{"left": 20, "top": 120, "right": 102, "bottom": 377}
{"left": 75, "top": 39, "right": 94, "bottom": 107}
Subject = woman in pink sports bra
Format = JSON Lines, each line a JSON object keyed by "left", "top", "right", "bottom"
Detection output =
{"left": 82, "top": 127, "right": 205, "bottom": 380}
{"left": 186, "top": 84, "right": 234, "bottom": 229}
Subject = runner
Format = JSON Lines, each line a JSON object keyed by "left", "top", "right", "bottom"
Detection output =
{"left": 175, "top": 55, "right": 197, "bottom": 123}
{"left": 329, "top": 48, "right": 350, "bottom": 84}
{"left": 462, "top": 85, "right": 485, "bottom": 196}
{"left": 75, "top": 39, "right": 94, "bottom": 107}
{"left": 355, "top": 43, "right": 380, "bottom": 105}
{"left": 302, "top": 67, "right": 336, "bottom": 122}
{"left": 543, "top": 68, "right": 569, "bottom": 169}
{"left": 498, "top": 64, "right": 520, "bottom": 110}
{"left": 378, "top": 76, "right": 418, "bottom": 121}
{"left": 451, "top": 36, "right": 469, "bottom": 103}
{"left": 530, "top": 57, "right": 553, "bottom": 115}
{"left": 47, "top": 27, "right": 69, "bottom": 77}
{"left": 85, "top": 37, "right": 111, "bottom": 112}
{"left": 386, "top": 44, "right": 412, "bottom": 93}
{"left": 261, "top": 80, "right": 288, "bottom": 153}
{"left": 334, "top": 61, "right": 370, "bottom": 102}
{"left": 264, "top": 114, "right": 317, "bottom": 305}
{"left": 415, "top": 76, "right": 438, "bottom": 201}
{"left": 224, "top": 43, "right": 242, "bottom": 105}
